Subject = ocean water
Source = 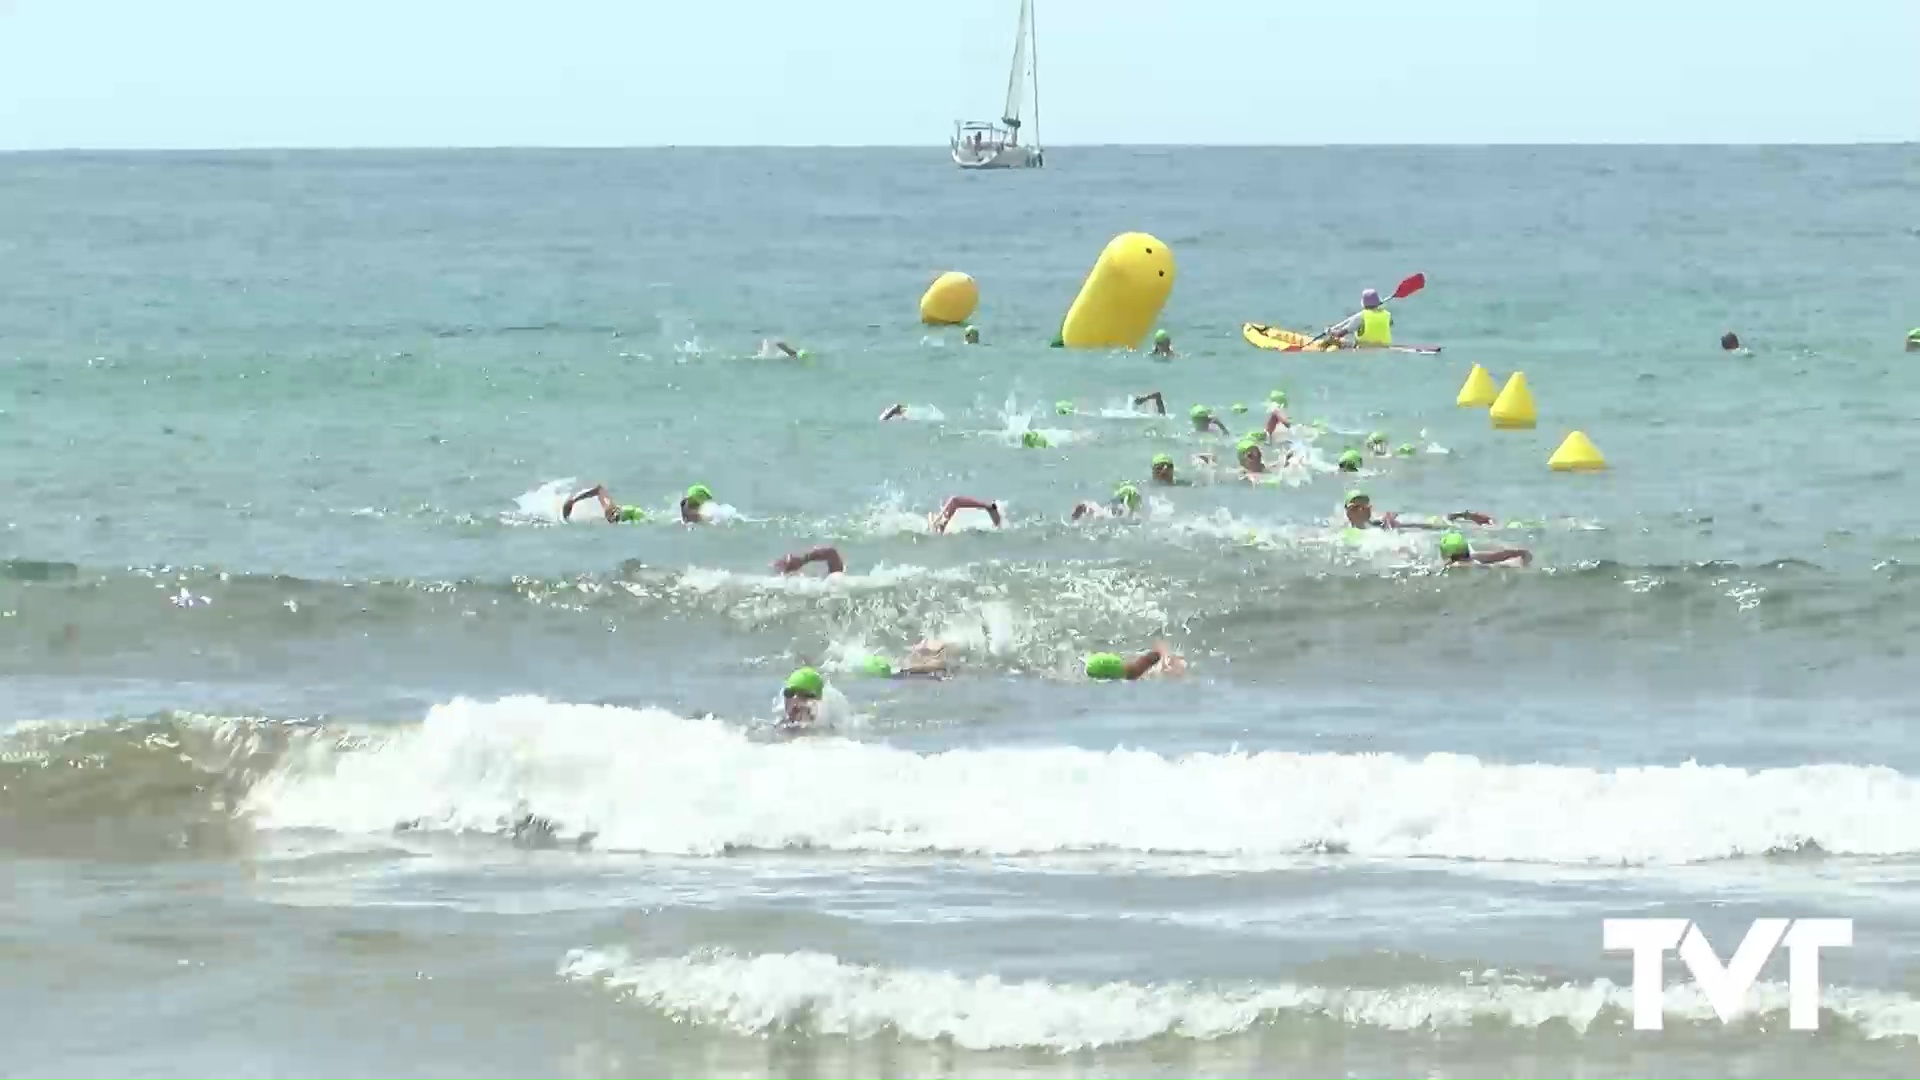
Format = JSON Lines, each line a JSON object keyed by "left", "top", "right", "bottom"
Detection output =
{"left": 3, "top": 145, "right": 1920, "bottom": 1078}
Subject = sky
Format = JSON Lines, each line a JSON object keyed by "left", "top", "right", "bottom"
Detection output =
{"left": 0, "top": 0, "right": 1915, "bottom": 149}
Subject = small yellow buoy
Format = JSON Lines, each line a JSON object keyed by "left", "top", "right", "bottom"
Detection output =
{"left": 1489, "top": 372, "right": 1537, "bottom": 430}
{"left": 1059, "top": 232, "right": 1175, "bottom": 349}
{"left": 919, "top": 271, "right": 979, "bottom": 326}
{"left": 1549, "top": 430, "right": 1607, "bottom": 472}
{"left": 1456, "top": 364, "right": 1498, "bottom": 408}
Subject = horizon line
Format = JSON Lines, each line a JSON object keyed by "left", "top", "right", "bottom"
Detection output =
{"left": 2, "top": 139, "right": 1915, "bottom": 155}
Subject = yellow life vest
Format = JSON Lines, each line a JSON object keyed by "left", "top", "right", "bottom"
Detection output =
{"left": 1358, "top": 308, "right": 1392, "bottom": 346}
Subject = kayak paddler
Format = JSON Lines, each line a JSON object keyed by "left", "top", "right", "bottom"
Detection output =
{"left": 1327, "top": 288, "right": 1392, "bottom": 348}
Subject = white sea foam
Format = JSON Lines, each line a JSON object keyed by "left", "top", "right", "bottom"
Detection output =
{"left": 558, "top": 948, "right": 1920, "bottom": 1050}
{"left": 246, "top": 697, "right": 1920, "bottom": 864}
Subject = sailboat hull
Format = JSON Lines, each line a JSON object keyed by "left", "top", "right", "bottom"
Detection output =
{"left": 950, "top": 141, "right": 1043, "bottom": 170}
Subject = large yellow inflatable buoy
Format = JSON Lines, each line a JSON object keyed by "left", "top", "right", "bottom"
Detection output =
{"left": 1488, "top": 372, "right": 1538, "bottom": 430}
{"left": 1058, "top": 232, "right": 1175, "bottom": 349}
{"left": 919, "top": 271, "right": 979, "bottom": 326}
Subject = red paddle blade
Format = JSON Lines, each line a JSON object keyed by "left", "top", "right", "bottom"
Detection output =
{"left": 1392, "top": 273, "right": 1426, "bottom": 301}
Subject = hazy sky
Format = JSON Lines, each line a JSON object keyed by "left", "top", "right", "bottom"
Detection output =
{"left": 1, "top": 0, "right": 1915, "bottom": 149}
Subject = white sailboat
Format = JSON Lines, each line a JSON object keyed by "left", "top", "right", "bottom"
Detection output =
{"left": 951, "top": 0, "right": 1043, "bottom": 170}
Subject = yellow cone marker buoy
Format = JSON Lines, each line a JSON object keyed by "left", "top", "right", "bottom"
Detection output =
{"left": 919, "top": 271, "right": 979, "bottom": 326}
{"left": 1488, "top": 372, "right": 1537, "bottom": 429}
{"left": 1549, "top": 430, "right": 1606, "bottom": 472}
{"left": 1058, "top": 232, "right": 1175, "bottom": 349}
{"left": 1456, "top": 364, "right": 1498, "bottom": 408}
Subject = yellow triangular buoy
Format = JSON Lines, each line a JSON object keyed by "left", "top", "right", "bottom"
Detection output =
{"left": 1488, "top": 372, "right": 1537, "bottom": 429}
{"left": 1549, "top": 430, "right": 1606, "bottom": 472}
{"left": 1456, "top": 364, "right": 1498, "bottom": 408}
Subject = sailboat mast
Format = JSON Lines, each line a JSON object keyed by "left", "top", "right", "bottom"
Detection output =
{"left": 1001, "top": 0, "right": 1031, "bottom": 142}
{"left": 1029, "top": 0, "right": 1042, "bottom": 151}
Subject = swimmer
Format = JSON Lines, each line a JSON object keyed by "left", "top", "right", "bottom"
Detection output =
{"left": 931, "top": 495, "right": 1002, "bottom": 534}
{"left": 1021, "top": 431, "right": 1051, "bottom": 449}
{"left": 1906, "top": 328, "right": 1919, "bottom": 352}
{"left": 879, "top": 404, "right": 907, "bottom": 421}
{"left": 1236, "top": 437, "right": 1293, "bottom": 479}
{"left": 1396, "top": 443, "right": 1418, "bottom": 457}
{"left": 772, "top": 545, "right": 845, "bottom": 576}
{"left": 1055, "top": 400, "right": 1077, "bottom": 416}
{"left": 1189, "top": 405, "right": 1229, "bottom": 435}
{"left": 1150, "top": 452, "right": 1187, "bottom": 486}
{"left": 851, "top": 641, "right": 954, "bottom": 680}
{"left": 1085, "top": 641, "right": 1185, "bottom": 681}
{"left": 561, "top": 484, "right": 648, "bottom": 524}
{"left": 1721, "top": 331, "right": 1740, "bottom": 352}
{"left": 1265, "top": 390, "right": 1291, "bottom": 432}
{"left": 1439, "top": 529, "right": 1531, "bottom": 567}
{"left": 1365, "top": 432, "right": 1389, "bottom": 456}
{"left": 1343, "top": 490, "right": 1491, "bottom": 530}
{"left": 781, "top": 667, "right": 826, "bottom": 727}
{"left": 1073, "top": 482, "right": 1142, "bottom": 521}
{"left": 680, "top": 484, "right": 715, "bottom": 524}
{"left": 1336, "top": 449, "right": 1364, "bottom": 473}
{"left": 1133, "top": 390, "right": 1169, "bottom": 416}
{"left": 1151, "top": 328, "right": 1175, "bottom": 358}
{"left": 964, "top": 325, "right": 981, "bottom": 345}
{"left": 763, "top": 339, "right": 809, "bottom": 360}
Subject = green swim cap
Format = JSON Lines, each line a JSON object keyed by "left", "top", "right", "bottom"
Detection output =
{"left": 685, "top": 484, "right": 713, "bottom": 506}
{"left": 965, "top": 325, "right": 978, "bottom": 334}
{"left": 785, "top": 667, "right": 824, "bottom": 697}
{"left": 1439, "top": 531, "right": 1470, "bottom": 559}
{"left": 1396, "top": 443, "right": 1417, "bottom": 457}
{"left": 1268, "top": 390, "right": 1288, "bottom": 406}
{"left": 797, "top": 349, "right": 812, "bottom": 360}
{"left": 1022, "top": 430, "right": 1050, "bottom": 448}
{"left": 857, "top": 654, "right": 894, "bottom": 677}
{"left": 1055, "top": 400, "right": 1075, "bottom": 415}
{"left": 1367, "top": 431, "right": 1387, "bottom": 445}
{"left": 1231, "top": 403, "right": 1248, "bottom": 413}
{"left": 1113, "top": 482, "right": 1141, "bottom": 509}
{"left": 1345, "top": 489, "right": 1370, "bottom": 507}
{"left": 1337, "top": 449, "right": 1363, "bottom": 470}
{"left": 1152, "top": 453, "right": 1174, "bottom": 468}
{"left": 1189, "top": 405, "right": 1211, "bottom": 420}
{"left": 1085, "top": 652, "right": 1126, "bottom": 680}
{"left": 1154, "top": 328, "right": 1170, "bottom": 344}
{"left": 614, "top": 505, "right": 647, "bottom": 523}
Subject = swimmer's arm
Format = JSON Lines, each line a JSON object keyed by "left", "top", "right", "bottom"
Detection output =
{"left": 937, "top": 496, "right": 1000, "bottom": 531}
{"left": 679, "top": 499, "right": 703, "bottom": 524}
{"left": 562, "top": 485, "right": 616, "bottom": 523}
{"left": 879, "top": 404, "right": 906, "bottom": 422}
{"left": 1446, "top": 511, "right": 1495, "bottom": 526}
{"left": 1474, "top": 547, "right": 1532, "bottom": 566}
{"left": 1071, "top": 501, "right": 1097, "bottom": 521}
{"left": 1265, "top": 410, "right": 1290, "bottom": 434}
{"left": 1205, "top": 418, "right": 1230, "bottom": 435}
{"left": 773, "top": 546, "right": 844, "bottom": 575}
{"left": 1131, "top": 391, "right": 1166, "bottom": 415}
{"left": 1123, "top": 644, "right": 1169, "bottom": 680}
{"left": 773, "top": 341, "right": 798, "bottom": 359}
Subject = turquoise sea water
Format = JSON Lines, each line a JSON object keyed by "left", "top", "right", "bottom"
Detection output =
{"left": 4, "top": 145, "right": 1920, "bottom": 1077}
